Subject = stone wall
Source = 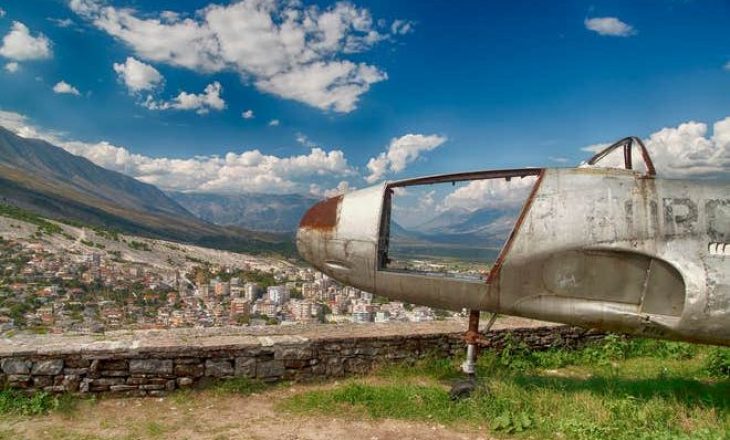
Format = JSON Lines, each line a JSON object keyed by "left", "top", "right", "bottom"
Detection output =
{"left": 0, "top": 320, "right": 604, "bottom": 397}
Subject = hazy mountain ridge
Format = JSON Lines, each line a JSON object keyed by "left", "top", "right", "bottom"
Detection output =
{"left": 169, "top": 191, "right": 319, "bottom": 233}
{"left": 388, "top": 205, "right": 523, "bottom": 263}
{"left": 0, "top": 127, "right": 190, "bottom": 218}
{"left": 0, "top": 126, "right": 293, "bottom": 255}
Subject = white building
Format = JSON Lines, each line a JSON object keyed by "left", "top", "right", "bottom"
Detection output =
{"left": 268, "top": 285, "right": 290, "bottom": 305}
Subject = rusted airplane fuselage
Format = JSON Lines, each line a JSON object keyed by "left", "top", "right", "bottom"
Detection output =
{"left": 297, "top": 140, "right": 730, "bottom": 346}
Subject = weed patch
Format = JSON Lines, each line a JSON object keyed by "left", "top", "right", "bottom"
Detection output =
{"left": 0, "top": 389, "right": 76, "bottom": 416}
{"left": 704, "top": 347, "right": 730, "bottom": 378}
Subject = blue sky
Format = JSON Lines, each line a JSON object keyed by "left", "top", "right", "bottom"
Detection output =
{"left": 0, "top": 0, "right": 729, "bottom": 196}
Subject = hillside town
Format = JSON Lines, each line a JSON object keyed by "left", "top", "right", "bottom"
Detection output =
{"left": 0, "top": 223, "right": 458, "bottom": 335}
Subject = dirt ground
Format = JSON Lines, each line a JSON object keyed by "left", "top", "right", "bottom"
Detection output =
{"left": 0, "top": 385, "right": 494, "bottom": 440}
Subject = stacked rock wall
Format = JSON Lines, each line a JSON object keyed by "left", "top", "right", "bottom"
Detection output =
{"left": 0, "top": 322, "right": 604, "bottom": 396}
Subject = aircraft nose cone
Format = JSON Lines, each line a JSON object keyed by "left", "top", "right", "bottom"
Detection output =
{"left": 296, "top": 195, "right": 343, "bottom": 267}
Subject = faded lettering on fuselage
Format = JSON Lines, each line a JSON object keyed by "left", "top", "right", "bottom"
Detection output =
{"left": 706, "top": 200, "right": 730, "bottom": 242}
{"left": 652, "top": 198, "right": 730, "bottom": 240}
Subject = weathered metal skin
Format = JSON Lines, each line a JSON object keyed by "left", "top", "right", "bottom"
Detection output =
{"left": 297, "top": 163, "right": 730, "bottom": 346}
{"left": 297, "top": 184, "right": 384, "bottom": 293}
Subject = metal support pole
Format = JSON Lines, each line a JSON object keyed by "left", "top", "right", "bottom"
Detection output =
{"left": 451, "top": 311, "right": 498, "bottom": 399}
{"left": 461, "top": 310, "right": 480, "bottom": 375}
{"left": 461, "top": 311, "right": 498, "bottom": 375}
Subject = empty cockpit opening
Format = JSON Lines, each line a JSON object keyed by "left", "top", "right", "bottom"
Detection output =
{"left": 378, "top": 170, "right": 543, "bottom": 282}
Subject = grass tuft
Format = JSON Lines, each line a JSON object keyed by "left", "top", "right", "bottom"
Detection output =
{"left": 0, "top": 389, "right": 77, "bottom": 416}
{"left": 704, "top": 347, "right": 730, "bottom": 379}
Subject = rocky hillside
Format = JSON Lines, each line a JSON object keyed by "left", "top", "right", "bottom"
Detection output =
{"left": 0, "top": 126, "right": 293, "bottom": 255}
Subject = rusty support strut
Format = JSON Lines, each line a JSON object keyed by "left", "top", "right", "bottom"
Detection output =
{"left": 461, "top": 310, "right": 480, "bottom": 375}
{"left": 461, "top": 310, "right": 497, "bottom": 375}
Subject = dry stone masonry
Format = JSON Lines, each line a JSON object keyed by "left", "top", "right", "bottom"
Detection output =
{"left": 0, "top": 318, "right": 604, "bottom": 396}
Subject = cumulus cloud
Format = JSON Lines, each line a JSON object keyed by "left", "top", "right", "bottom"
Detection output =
{"left": 584, "top": 17, "right": 635, "bottom": 37}
{"left": 366, "top": 134, "right": 447, "bottom": 183}
{"left": 581, "top": 116, "right": 730, "bottom": 178}
{"left": 309, "top": 180, "right": 354, "bottom": 198}
{"left": 241, "top": 109, "right": 254, "bottom": 119}
{"left": 69, "top": 0, "right": 407, "bottom": 112}
{"left": 0, "top": 8, "right": 5, "bottom": 18}
{"left": 0, "top": 21, "right": 52, "bottom": 60}
{"left": 4, "top": 62, "right": 19, "bottom": 73}
{"left": 268, "top": 119, "right": 280, "bottom": 126}
{"left": 52, "top": 80, "right": 81, "bottom": 95}
{"left": 323, "top": 181, "right": 351, "bottom": 197}
{"left": 440, "top": 176, "right": 538, "bottom": 212}
{"left": 0, "top": 110, "right": 355, "bottom": 194}
{"left": 160, "top": 11, "right": 181, "bottom": 23}
{"left": 255, "top": 60, "right": 386, "bottom": 113}
{"left": 113, "top": 57, "right": 164, "bottom": 93}
{"left": 143, "top": 81, "right": 225, "bottom": 114}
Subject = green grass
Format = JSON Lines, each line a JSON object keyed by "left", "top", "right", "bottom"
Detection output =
{"left": 164, "top": 377, "right": 272, "bottom": 409}
{"left": 208, "top": 376, "right": 269, "bottom": 396}
{"left": 0, "top": 203, "right": 62, "bottom": 235}
{"left": 283, "top": 337, "right": 730, "bottom": 440}
{"left": 0, "top": 389, "right": 77, "bottom": 416}
{"left": 145, "top": 421, "right": 166, "bottom": 438}
{"left": 127, "top": 240, "right": 151, "bottom": 251}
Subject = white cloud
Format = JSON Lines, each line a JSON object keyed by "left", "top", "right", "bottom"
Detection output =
{"left": 0, "top": 8, "right": 5, "bottom": 18}
{"left": 418, "top": 189, "right": 435, "bottom": 209}
{"left": 241, "top": 109, "right": 254, "bottom": 119}
{"left": 441, "top": 176, "right": 538, "bottom": 212}
{"left": 296, "top": 133, "right": 317, "bottom": 148}
{"left": 391, "top": 19, "right": 413, "bottom": 35}
{"left": 52, "top": 80, "right": 81, "bottom": 95}
{"left": 143, "top": 81, "right": 225, "bottom": 114}
{"left": 724, "top": 61, "right": 730, "bottom": 72}
{"left": 366, "top": 133, "right": 447, "bottom": 183}
{"left": 365, "top": 153, "right": 390, "bottom": 184}
{"left": 549, "top": 156, "right": 570, "bottom": 164}
{"left": 255, "top": 60, "right": 386, "bottom": 112}
{"left": 69, "top": 0, "right": 221, "bottom": 71}
{"left": 584, "top": 17, "right": 636, "bottom": 37}
{"left": 581, "top": 116, "right": 730, "bottom": 178}
{"left": 309, "top": 180, "right": 354, "bottom": 198}
{"left": 268, "top": 119, "right": 280, "bottom": 126}
{"left": 324, "top": 180, "right": 352, "bottom": 197}
{"left": 4, "top": 62, "right": 19, "bottom": 73}
{"left": 113, "top": 57, "right": 164, "bottom": 93}
{"left": 48, "top": 18, "right": 75, "bottom": 28}
{"left": 0, "top": 21, "right": 52, "bottom": 61}
{"left": 0, "top": 111, "right": 30, "bottom": 133}
{"left": 160, "top": 11, "right": 181, "bottom": 23}
{"left": 70, "top": 0, "right": 407, "bottom": 113}
{"left": 0, "top": 110, "right": 355, "bottom": 194}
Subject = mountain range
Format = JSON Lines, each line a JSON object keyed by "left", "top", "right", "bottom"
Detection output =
{"left": 0, "top": 124, "right": 522, "bottom": 262}
{"left": 0, "top": 126, "right": 293, "bottom": 255}
{"left": 387, "top": 206, "right": 522, "bottom": 262}
{"left": 168, "top": 192, "right": 318, "bottom": 233}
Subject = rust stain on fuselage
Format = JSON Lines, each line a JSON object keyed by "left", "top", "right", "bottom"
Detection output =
{"left": 299, "top": 195, "right": 342, "bottom": 230}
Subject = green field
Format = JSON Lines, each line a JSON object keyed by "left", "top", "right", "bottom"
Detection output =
{"left": 284, "top": 336, "right": 730, "bottom": 440}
